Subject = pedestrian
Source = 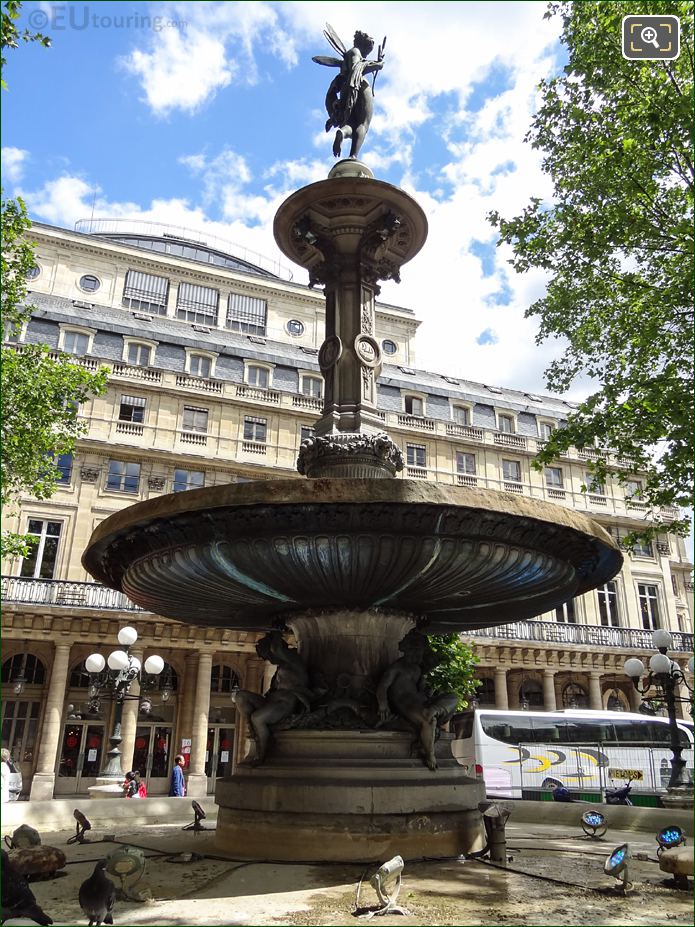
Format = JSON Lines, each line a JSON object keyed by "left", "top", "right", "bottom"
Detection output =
{"left": 1, "top": 749, "right": 11, "bottom": 804}
{"left": 123, "top": 769, "right": 146, "bottom": 798}
{"left": 169, "top": 755, "right": 186, "bottom": 797}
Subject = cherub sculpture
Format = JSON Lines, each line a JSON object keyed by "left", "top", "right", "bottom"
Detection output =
{"left": 232, "top": 631, "right": 313, "bottom": 764}
{"left": 376, "top": 629, "right": 459, "bottom": 770}
{"left": 313, "top": 23, "right": 386, "bottom": 160}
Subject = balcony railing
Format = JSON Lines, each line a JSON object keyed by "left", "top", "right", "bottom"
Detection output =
{"left": 1, "top": 577, "right": 146, "bottom": 611}
{"left": 467, "top": 620, "right": 693, "bottom": 653}
{"left": 4, "top": 581, "right": 691, "bottom": 658}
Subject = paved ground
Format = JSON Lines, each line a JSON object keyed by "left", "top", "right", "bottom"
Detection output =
{"left": 4, "top": 819, "right": 693, "bottom": 926}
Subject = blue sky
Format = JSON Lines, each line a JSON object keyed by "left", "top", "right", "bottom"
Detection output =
{"left": 2, "top": 0, "right": 573, "bottom": 393}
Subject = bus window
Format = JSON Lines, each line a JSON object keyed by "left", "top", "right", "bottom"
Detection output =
{"left": 530, "top": 717, "right": 561, "bottom": 742}
{"left": 481, "top": 716, "right": 534, "bottom": 745}
{"left": 558, "top": 718, "right": 616, "bottom": 743}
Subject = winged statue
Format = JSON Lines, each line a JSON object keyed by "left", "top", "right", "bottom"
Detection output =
{"left": 312, "top": 23, "right": 386, "bottom": 160}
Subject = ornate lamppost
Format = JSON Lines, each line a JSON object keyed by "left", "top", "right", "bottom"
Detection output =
{"left": 85, "top": 626, "right": 164, "bottom": 782}
{"left": 623, "top": 629, "right": 694, "bottom": 801}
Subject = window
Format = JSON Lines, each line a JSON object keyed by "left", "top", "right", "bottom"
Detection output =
{"left": 63, "top": 331, "right": 89, "bottom": 355}
{"left": 452, "top": 406, "right": 470, "bottom": 426}
{"left": 456, "top": 452, "right": 476, "bottom": 475}
{"left": 106, "top": 460, "right": 141, "bottom": 493}
{"left": 633, "top": 538, "right": 654, "bottom": 558}
{"left": 585, "top": 471, "right": 605, "bottom": 495}
{"left": 182, "top": 407, "right": 209, "bottom": 434}
{"left": 404, "top": 395, "right": 424, "bottom": 417}
{"left": 56, "top": 453, "right": 73, "bottom": 484}
{"left": 597, "top": 581, "right": 620, "bottom": 627}
{"left": 126, "top": 342, "right": 152, "bottom": 367}
{"left": 477, "top": 678, "right": 495, "bottom": 705}
{"left": 19, "top": 520, "right": 62, "bottom": 579}
{"left": 247, "top": 365, "right": 270, "bottom": 389}
{"left": 406, "top": 444, "right": 426, "bottom": 468}
{"left": 382, "top": 339, "right": 397, "bottom": 355}
{"left": 545, "top": 466, "right": 563, "bottom": 488}
{"left": 26, "top": 265, "right": 41, "bottom": 280}
{"left": 176, "top": 282, "right": 219, "bottom": 325}
{"left": 562, "top": 684, "right": 589, "bottom": 709}
{"left": 539, "top": 422, "right": 555, "bottom": 440}
{"left": 3, "top": 321, "right": 23, "bottom": 343}
{"left": 173, "top": 469, "right": 205, "bottom": 492}
{"left": 244, "top": 417, "right": 267, "bottom": 443}
{"left": 301, "top": 375, "right": 323, "bottom": 399}
{"left": 286, "top": 319, "right": 305, "bottom": 336}
{"left": 555, "top": 598, "right": 576, "bottom": 623}
{"left": 189, "top": 354, "right": 212, "bottom": 378}
{"left": 118, "top": 394, "right": 146, "bottom": 423}
{"left": 78, "top": 274, "right": 100, "bottom": 292}
{"left": 519, "top": 680, "right": 544, "bottom": 709}
{"left": 625, "top": 479, "right": 643, "bottom": 499}
{"left": 2, "top": 654, "right": 46, "bottom": 686}
{"left": 502, "top": 459, "right": 521, "bottom": 482}
{"left": 498, "top": 414, "right": 514, "bottom": 433}
{"left": 122, "top": 270, "right": 169, "bottom": 315}
{"left": 300, "top": 426, "right": 315, "bottom": 442}
{"left": 638, "top": 583, "right": 660, "bottom": 630}
{"left": 210, "top": 664, "right": 241, "bottom": 693}
{"left": 227, "top": 292, "right": 267, "bottom": 335}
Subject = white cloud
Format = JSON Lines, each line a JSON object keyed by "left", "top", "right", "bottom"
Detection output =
{"left": 121, "top": 1, "right": 299, "bottom": 115}
{"left": 1, "top": 147, "right": 29, "bottom": 184}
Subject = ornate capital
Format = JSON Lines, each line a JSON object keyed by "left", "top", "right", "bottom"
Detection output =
{"left": 297, "top": 432, "right": 404, "bottom": 479}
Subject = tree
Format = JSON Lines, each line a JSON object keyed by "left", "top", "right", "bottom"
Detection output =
{"left": 426, "top": 634, "right": 481, "bottom": 710}
{"left": 1, "top": 198, "right": 108, "bottom": 557}
{"left": 489, "top": 1, "right": 693, "bottom": 544}
{"left": 1, "top": 0, "right": 51, "bottom": 90}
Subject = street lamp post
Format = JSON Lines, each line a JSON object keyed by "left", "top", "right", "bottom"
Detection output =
{"left": 85, "top": 627, "right": 164, "bottom": 783}
{"left": 623, "top": 629, "right": 694, "bottom": 795}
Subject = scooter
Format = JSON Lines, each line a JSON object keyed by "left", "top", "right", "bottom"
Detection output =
{"left": 605, "top": 780, "right": 633, "bottom": 805}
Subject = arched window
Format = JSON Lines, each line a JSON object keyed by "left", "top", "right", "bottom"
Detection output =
{"left": 69, "top": 664, "right": 92, "bottom": 688}
{"left": 1, "top": 654, "right": 46, "bottom": 686}
{"left": 477, "top": 677, "right": 496, "bottom": 705}
{"left": 211, "top": 664, "right": 241, "bottom": 693}
{"left": 155, "top": 663, "right": 178, "bottom": 692}
{"left": 562, "top": 683, "right": 589, "bottom": 709}
{"left": 519, "top": 679, "right": 543, "bottom": 709}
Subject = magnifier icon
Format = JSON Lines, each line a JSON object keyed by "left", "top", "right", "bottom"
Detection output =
{"left": 640, "top": 26, "right": 660, "bottom": 49}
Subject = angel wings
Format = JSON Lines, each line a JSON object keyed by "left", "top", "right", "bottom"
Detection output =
{"left": 311, "top": 22, "right": 349, "bottom": 69}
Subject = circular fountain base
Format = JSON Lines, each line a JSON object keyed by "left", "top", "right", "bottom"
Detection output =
{"left": 215, "top": 730, "right": 485, "bottom": 861}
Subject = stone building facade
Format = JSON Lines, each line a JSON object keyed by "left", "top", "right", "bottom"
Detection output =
{"left": 2, "top": 220, "right": 692, "bottom": 800}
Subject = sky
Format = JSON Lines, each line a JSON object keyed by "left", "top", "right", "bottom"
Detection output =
{"left": 1, "top": 0, "right": 578, "bottom": 396}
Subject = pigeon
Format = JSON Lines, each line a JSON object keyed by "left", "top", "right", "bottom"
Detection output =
{"left": 78, "top": 860, "right": 116, "bottom": 926}
{"left": 0, "top": 849, "right": 53, "bottom": 926}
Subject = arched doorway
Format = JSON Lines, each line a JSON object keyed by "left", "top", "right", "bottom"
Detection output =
{"left": 205, "top": 663, "right": 240, "bottom": 793}
{"left": 55, "top": 662, "right": 106, "bottom": 795}
{"left": 132, "top": 662, "right": 178, "bottom": 795}
{"left": 519, "top": 678, "right": 543, "bottom": 710}
{"left": 562, "top": 683, "right": 589, "bottom": 709}
{"left": 1, "top": 652, "right": 47, "bottom": 795}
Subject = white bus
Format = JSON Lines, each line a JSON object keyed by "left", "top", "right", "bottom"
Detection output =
{"left": 453, "top": 709, "right": 694, "bottom": 804}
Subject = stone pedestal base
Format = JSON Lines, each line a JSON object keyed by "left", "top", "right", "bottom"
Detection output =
{"left": 28, "top": 773, "right": 56, "bottom": 802}
{"left": 215, "top": 730, "right": 485, "bottom": 862}
{"left": 185, "top": 773, "right": 208, "bottom": 799}
{"left": 88, "top": 778, "right": 125, "bottom": 799}
{"left": 661, "top": 786, "right": 694, "bottom": 810}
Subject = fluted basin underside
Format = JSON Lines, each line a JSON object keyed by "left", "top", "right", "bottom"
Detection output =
{"left": 83, "top": 479, "right": 621, "bottom": 634}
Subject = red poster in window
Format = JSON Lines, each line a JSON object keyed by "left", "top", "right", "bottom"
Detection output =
{"left": 220, "top": 739, "right": 230, "bottom": 749}
{"left": 135, "top": 737, "right": 146, "bottom": 750}
{"left": 66, "top": 735, "right": 78, "bottom": 749}
{"left": 87, "top": 734, "right": 101, "bottom": 749}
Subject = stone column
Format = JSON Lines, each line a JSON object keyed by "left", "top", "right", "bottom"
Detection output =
{"left": 119, "top": 649, "right": 142, "bottom": 776}
{"left": 30, "top": 643, "right": 71, "bottom": 801}
{"left": 507, "top": 675, "right": 520, "bottom": 710}
{"left": 176, "top": 651, "right": 198, "bottom": 759}
{"left": 628, "top": 683, "right": 641, "bottom": 713}
{"left": 494, "top": 668, "right": 509, "bottom": 710}
{"left": 589, "top": 672, "right": 603, "bottom": 710}
{"left": 542, "top": 670, "right": 557, "bottom": 711}
{"left": 186, "top": 652, "right": 212, "bottom": 798}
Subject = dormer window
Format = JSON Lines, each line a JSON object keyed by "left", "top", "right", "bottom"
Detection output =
{"left": 246, "top": 364, "right": 271, "bottom": 389}
{"left": 59, "top": 325, "right": 95, "bottom": 356}
{"left": 452, "top": 405, "right": 471, "bottom": 426}
{"left": 497, "top": 413, "right": 515, "bottom": 433}
{"left": 404, "top": 395, "right": 424, "bottom": 417}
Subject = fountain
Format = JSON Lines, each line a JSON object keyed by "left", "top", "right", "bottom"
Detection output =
{"left": 83, "top": 25, "right": 621, "bottom": 862}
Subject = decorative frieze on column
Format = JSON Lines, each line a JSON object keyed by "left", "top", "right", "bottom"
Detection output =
{"left": 30, "top": 643, "right": 72, "bottom": 801}
{"left": 186, "top": 652, "right": 213, "bottom": 798}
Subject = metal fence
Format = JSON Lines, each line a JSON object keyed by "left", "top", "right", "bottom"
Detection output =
{"left": 517, "top": 741, "right": 695, "bottom": 795}
{"left": 1, "top": 576, "right": 145, "bottom": 612}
